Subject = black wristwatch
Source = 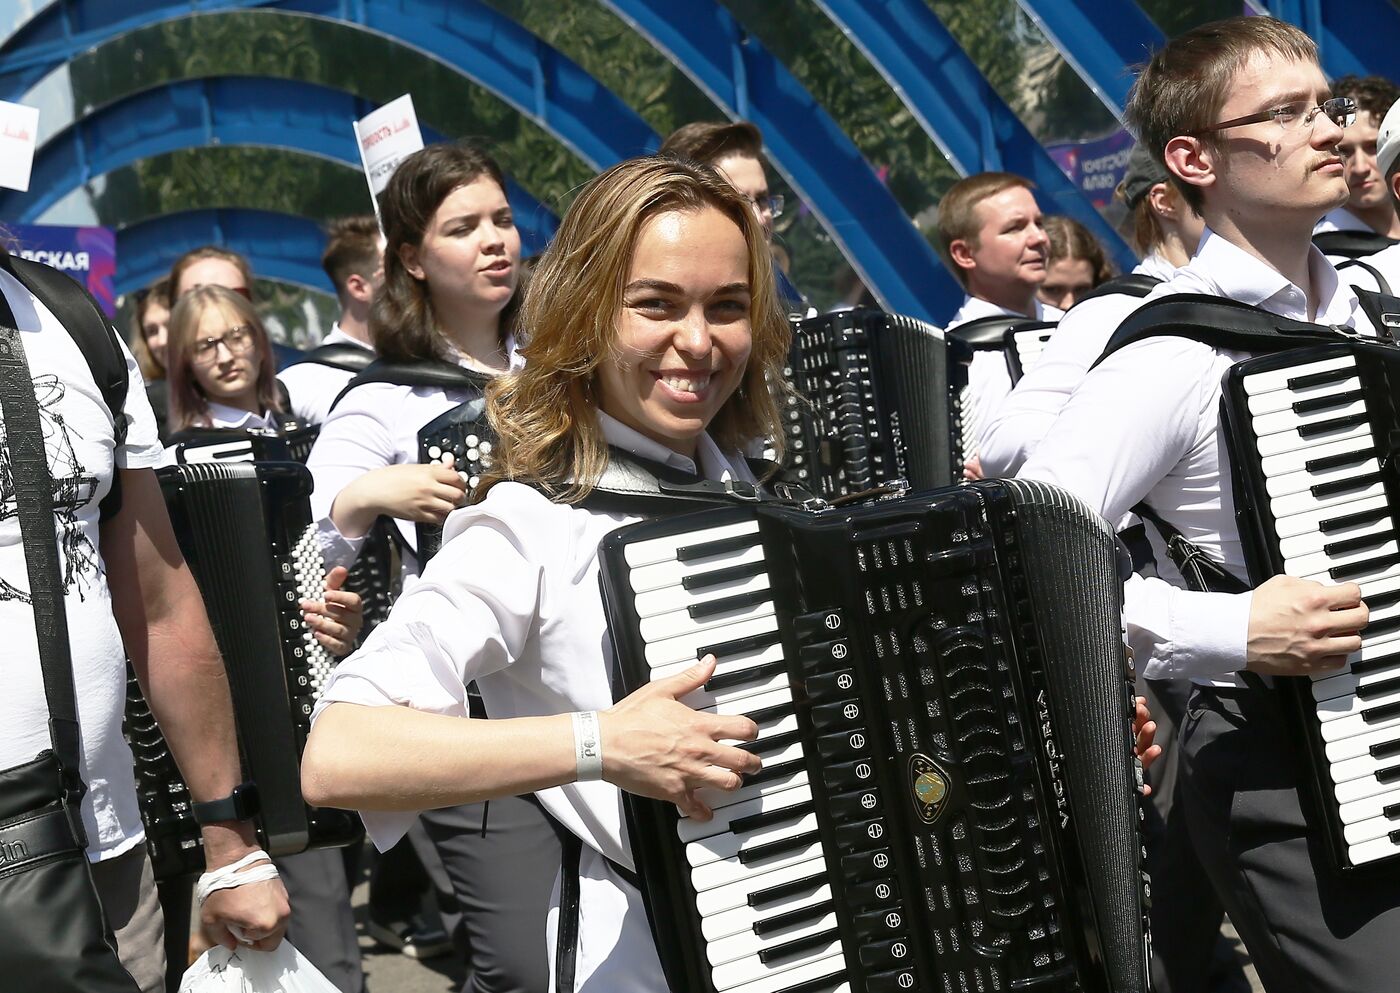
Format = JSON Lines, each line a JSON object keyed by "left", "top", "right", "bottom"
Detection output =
{"left": 191, "top": 783, "right": 261, "bottom": 825}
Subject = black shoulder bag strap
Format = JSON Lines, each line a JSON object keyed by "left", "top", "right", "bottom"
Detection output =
{"left": 298, "top": 341, "right": 377, "bottom": 374}
{"left": 0, "top": 309, "right": 141, "bottom": 991}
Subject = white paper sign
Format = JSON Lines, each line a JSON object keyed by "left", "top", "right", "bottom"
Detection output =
{"left": 353, "top": 94, "right": 425, "bottom": 207}
{"left": 0, "top": 100, "right": 40, "bottom": 193}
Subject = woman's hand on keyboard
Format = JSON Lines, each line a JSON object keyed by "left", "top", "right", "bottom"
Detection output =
{"left": 333, "top": 457, "right": 468, "bottom": 536}
{"left": 300, "top": 566, "right": 363, "bottom": 656}
{"left": 600, "top": 655, "right": 763, "bottom": 821}
{"left": 1246, "top": 575, "right": 1367, "bottom": 676}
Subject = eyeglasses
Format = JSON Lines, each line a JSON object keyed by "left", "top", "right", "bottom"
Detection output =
{"left": 1189, "top": 96, "right": 1357, "bottom": 136}
{"left": 745, "top": 194, "right": 785, "bottom": 219}
{"left": 191, "top": 325, "right": 256, "bottom": 364}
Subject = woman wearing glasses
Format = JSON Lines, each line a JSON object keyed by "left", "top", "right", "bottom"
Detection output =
{"left": 164, "top": 284, "right": 288, "bottom": 438}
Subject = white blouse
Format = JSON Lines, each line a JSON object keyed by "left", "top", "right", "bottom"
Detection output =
{"left": 313, "top": 413, "right": 757, "bottom": 992}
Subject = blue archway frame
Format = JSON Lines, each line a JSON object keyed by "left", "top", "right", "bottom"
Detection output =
{"left": 813, "top": 0, "right": 1137, "bottom": 274}
{"left": 1263, "top": 0, "right": 1400, "bottom": 83}
{"left": 0, "top": 75, "right": 559, "bottom": 253}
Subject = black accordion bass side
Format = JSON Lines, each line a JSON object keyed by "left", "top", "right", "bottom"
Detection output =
{"left": 784, "top": 308, "right": 957, "bottom": 498}
{"left": 1223, "top": 339, "right": 1400, "bottom": 871}
{"left": 599, "top": 479, "right": 1151, "bottom": 993}
{"left": 416, "top": 397, "right": 495, "bottom": 565}
{"left": 126, "top": 460, "right": 361, "bottom": 880}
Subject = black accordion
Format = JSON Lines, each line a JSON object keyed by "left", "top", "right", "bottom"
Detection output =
{"left": 1223, "top": 339, "right": 1400, "bottom": 870}
{"left": 784, "top": 309, "right": 957, "bottom": 499}
{"left": 126, "top": 459, "right": 361, "bottom": 880}
{"left": 416, "top": 397, "right": 495, "bottom": 565}
{"left": 600, "top": 480, "right": 1150, "bottom": 993}
{"left": 945, "top": 316, "right": 1056, "bottom": 461}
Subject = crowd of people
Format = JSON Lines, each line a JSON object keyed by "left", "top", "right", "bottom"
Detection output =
{"left": 6, "top": 11, "right": 1400, "bottom": 993}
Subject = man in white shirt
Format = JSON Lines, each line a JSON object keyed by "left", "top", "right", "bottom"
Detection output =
{"left": 278, "top": 216, "right": 383, "bottom": 425}
{"left": 1335, "top": 99, "right": 1400, "bottom": 295}
{"left": 0, "top": 254, "right": 289, "bottom": 991}
{"left": 1019, "top": 17, "right": 1400, "bottom": 992}
{"left": 1313, "top": 75, "right": 1400, "bottom": 239}
{"left": 935, "top": 173, "right": 1062, "bottom": 465}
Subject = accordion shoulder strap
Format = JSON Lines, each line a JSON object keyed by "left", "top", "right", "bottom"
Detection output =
{"left": 330, "top": 358, "right": 491, "bottom": 413}
{"left": 296, "top": 342, "right": 376, "bottom": 374}
{"left": 1072, "top": 272, "right": 1162, "bottom": 306}
{"left": 1094, "top": 294, "right": 1358, "bottom": 369}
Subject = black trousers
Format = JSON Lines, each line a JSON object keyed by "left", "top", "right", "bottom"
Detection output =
{"left": 420, "top": 795, "right": 561, "bottom": 993}
{"left": 1142, "top": 678, "right": 1248, "bottom": 993}
{"left": 1179, "top": 684, "right": 1400, "bottom": 992}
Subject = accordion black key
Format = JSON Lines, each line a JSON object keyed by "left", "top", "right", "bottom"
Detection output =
{"left": 1004, "top": 324, "right": 1057, "bottom": 384}
{"left": 599, "top": 480, "right": 1150, "bottom": 993}
{"left": 126, "top": 461, "right": 361, "bottom": 880}
{"left": 416, "top": 397, "right": 495, "bottom": 565}
{"left": 1223, "top": 339, "right": 1400, "bottom": 870}
{"left": 785, "top": 309, "right": 956, "bottom": 498}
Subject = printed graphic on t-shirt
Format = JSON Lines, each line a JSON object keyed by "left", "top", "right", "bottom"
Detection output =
{"left": 0, "top": 373, "right": 100, "bottom": 603}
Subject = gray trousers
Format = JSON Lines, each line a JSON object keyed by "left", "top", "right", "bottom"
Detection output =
{"left": 1180, "top": 684, "right": 1400, "bottom": 992}
{"left": 420, "top": 795, "right": 560, "bottom": 993}
{"left": 275, "top": 847, "right": 365, "bottom": 993}
{"left": 91, "top": 846, "right": 166, "bottom": 993}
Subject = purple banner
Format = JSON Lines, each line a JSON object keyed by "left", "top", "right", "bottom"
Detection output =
{"left": 1045, "top": 129, "right": 1135, "bottom": 210}
{"left": 7, "top": 223, "right": 117, "bottom": 317}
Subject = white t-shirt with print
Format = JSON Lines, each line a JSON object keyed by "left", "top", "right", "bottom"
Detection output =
{"left": 0, "top": 266, "right": 163, "bottom": 861}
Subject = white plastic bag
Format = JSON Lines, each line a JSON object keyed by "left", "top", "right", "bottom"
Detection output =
{"left": 178, "top": 942, "right": 339, "bottom": 993}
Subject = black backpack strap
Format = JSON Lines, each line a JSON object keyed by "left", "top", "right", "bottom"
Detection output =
{"left": 0, "top": 251, "right": 130, "bottom": 520}
{"left": 329, "top": 358, "right": 492, "bottom": 413}
{"left": 1071, "top": 272, "right": 1162, "bottom": 307}
{"left": 1093, "top": 294, "right": 1358, "bottom": 368}
{"left": 296, "top": 341, "right": 377, "bottom": 374}
{"left": 1312, "top": 229, "right": 1400, "bottom": 260}
{"left": 1337, "top": 257, "right": 1392, "bottom": 296}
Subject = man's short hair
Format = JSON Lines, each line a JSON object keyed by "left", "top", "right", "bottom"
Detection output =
{"left": 659, "top": 121, "right": 764, "bottom": 168}
{"left": 321, "top": 215, "right": 381, "bottom": 301}
{"left": 1332, "top": 74, "right": 1399, "bottom": 126}
{"left": 1126, "top": 16, "right": 1318, "bottom": 213}
{"left": 935, "top": 172, "right": 1035, "bottom": 288}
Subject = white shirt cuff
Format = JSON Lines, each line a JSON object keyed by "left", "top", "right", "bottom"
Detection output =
{"left": 1148, "top": 588, "right": 1253, "bottom": 681}
{"left": 316, "top": 514, "right": 366, "bottom": 572}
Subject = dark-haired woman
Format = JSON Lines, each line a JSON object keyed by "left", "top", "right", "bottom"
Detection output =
{"left": 305, "top": 142, "right": 556, "bottom": 993}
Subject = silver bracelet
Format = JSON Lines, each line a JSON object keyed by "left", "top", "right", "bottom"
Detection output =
{"left": 571, "top": 710, "right": 604, "bottom": 782}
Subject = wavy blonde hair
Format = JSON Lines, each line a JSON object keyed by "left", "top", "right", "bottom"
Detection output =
{"left": 483, "top": 156, "right": 789, "bottom": 502}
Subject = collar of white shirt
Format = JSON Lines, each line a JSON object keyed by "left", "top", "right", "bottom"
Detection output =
{"left": 1135, "top": 252, "right": 1179, "bottom": 282}
{"left": 1164, "top": 227, "right": 1367, "bottom": 329}
{"left": 948, "top": 294, "right": 1063, "bottom": 329}
{"left": 203, "top": 401, "right": 276, "bottom": 431}
{"left": 596, "top": 410, "right": 755, "bottom": 484}
{"left": 319, "top": 323, "right": 375, "bottom": 351}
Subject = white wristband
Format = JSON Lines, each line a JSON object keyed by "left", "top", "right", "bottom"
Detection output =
{"left": 572, "top": 710, "right": 604, "bottom": 782}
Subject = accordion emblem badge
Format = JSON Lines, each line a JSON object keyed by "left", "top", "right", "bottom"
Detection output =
{"left": 909, "top": 754, "right": 951, "bottom": 825}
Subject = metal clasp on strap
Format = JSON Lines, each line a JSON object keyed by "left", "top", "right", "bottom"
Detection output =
{"left": 722, "top": 479, "right": 761, "bottom": 502}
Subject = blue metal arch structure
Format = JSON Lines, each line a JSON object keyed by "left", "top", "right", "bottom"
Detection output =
{"left": 0, "top": 75, "right": 559, "bottom": 252}
{"left": 1012, "top": 0, "right": 1163, "bottom": 120}
{"left": 1262, "top": 0, "right": 1400, "bottom": 83}
{"left": 118, "top": 207, "right": 334, "bottom": 295}
{"left": 601, "top": 0, "right": 958, "bottom": 320}
{"left": 813, "top": 0, "right": 1136, "bottom": 274}
{"left": 0, "top": 0, "right": 659, "bottom": 169}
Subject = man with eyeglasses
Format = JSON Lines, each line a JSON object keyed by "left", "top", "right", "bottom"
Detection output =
{"left": 658, "top": 121, "right": 804, "bottom": 309}
{"left": 1018, "top": 17, "right": 1400, "bottom": 991}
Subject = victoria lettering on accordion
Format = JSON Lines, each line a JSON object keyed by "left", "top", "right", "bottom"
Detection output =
{"left": 600, "top": 480, "right": 1151, "bottom": 993}
{"left": 125, "top": 437, "right": 360, "bottom": 879}
{"left": 1224, "top": 338, "right": 1400, "bottom": 870}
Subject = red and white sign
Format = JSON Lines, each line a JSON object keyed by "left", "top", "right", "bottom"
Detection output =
{"left": 0, "top": 100, "right": 40, "bottom": 193}
{"left": 353, "top": 94, "right": 424, "bottom": 209}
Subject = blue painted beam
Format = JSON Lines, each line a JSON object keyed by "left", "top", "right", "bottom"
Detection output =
{"left": 601, "top": 0, "right": 958, "bottom": 322}
{"left": 0, "top": 0, "right": 659, "bottom": 168}
{"left": 814, "top": 0, "right": 1136, "bottom": 275}
{"left": 1264, "top": 0, "right": 1400, "bottom": 83}
{"left": 116, "top": 207, "right": 334, "bottom": 295}
{"left": 1011, "top": 0, "right": 1162, "bottom": 120}
{"left": 0, "top": 75, "right": 558, "bottom": 253}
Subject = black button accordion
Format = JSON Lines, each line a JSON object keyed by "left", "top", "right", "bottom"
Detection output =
{"left": 1224, "top": 339, "right": 1400, "bottom": 869}
{"left": 416, "top": 397, "right": 494, "bottom": 565}
{"left": 125, "top": 456, "right": 361, "bottom": 880}
{"left": 599, "top": 480, "right": 1151, "bottom": 993}
{"left": 785, "top": 309, "right": 957, "bottom": 498}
